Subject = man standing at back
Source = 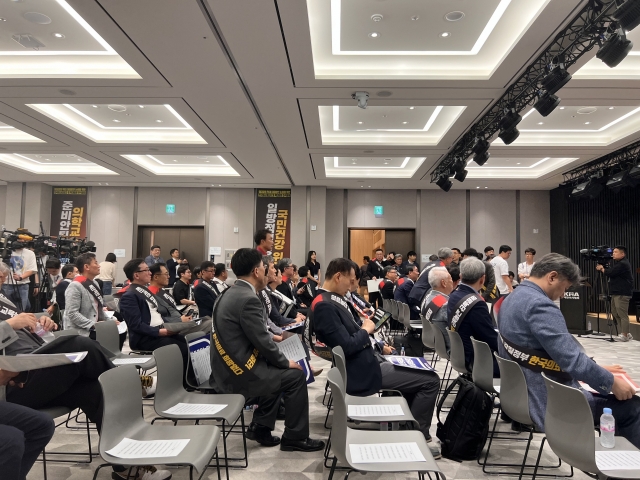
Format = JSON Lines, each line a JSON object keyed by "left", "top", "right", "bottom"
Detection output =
{"left": 596, "top": 245, "right": 634, "bottom": 342}
{"left": 409, "top": 247, "right": 453, "bottom": 307}
{"left": 491, "top": 245, "right": 513, "bottom": 297}
{"left": 210, "top": 248, "right": 324, "bottom": 452}
{"left": 144, "top": 245, "right": 164, "bottom": 267}
{"left": 366, "top": 249, "right": 385, "bottom": 309}
{"left": 254, "top": 229, "right": 274, "bottom": 256}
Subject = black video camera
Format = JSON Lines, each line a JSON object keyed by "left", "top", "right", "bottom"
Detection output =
{"left": 580, "top": 245, "right": 613, "bottom": 266}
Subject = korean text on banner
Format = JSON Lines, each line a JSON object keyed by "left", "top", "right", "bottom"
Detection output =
{"left": 255, "top": 189, "right": 291, "bottom": 262}
{"left": 50, "top": 187, "right": 87, "bottom": 238}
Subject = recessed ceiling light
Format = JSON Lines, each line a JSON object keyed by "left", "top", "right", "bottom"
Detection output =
{"left": 139, "top": 105, "right": 145, "bottom": 109}
{"left": 112, "top": 119, "right": 121, "bottom": 123}
{"left": 440, "top": 32, "right": 451, "bottom": 38}
{"left": 445, "top": 11, "right": 465, "bottom": 22}
{"left": 517, "top": 162, "right": 521, "bottom": 164}
{"left": 108, "top": 105, "right": 127, "bottom": 112}
{"left": 559, "top": 107, "right": 565, "bottom": 110}
{"left": 409, "top": 106, "right": 415, "bottom": 110}
{"left": 368, "top": 186, "right": 371, "bottom": 188}
{"left": 92, "top": 105, "right": 98, "bottom": 108}
{"left": 105, "top": 183, "right": 109, "bottom": 185}
{"left": 476, "top": 186, "right": 480, "bottom": 189}
{"left": 369, "top": 32, "right": 379, "bottom": 38}
{"left": 585, "top": 122, "right": 590, "bottom": 124}
{"left": 205, "top": 161, "right": 210, "bottom": 163}
{"left": 23, "top": 12, "right": 52, "bottom": 24}
{"left": 52, "top": 33, "right": 65, "bottom": 39}
{"left": 411, "top": 15, "right": 419, "bottom": 21}
{"left": 484, "top": 186, "right": 488, "bottom": 188}
{"left": 382, "top": 115, "right": 387, "bottom": 118}
{"left": 45, "top": 159, "right": 50, "bottom": 161}
{"left": 402, "top": 121, "right": 408, "bottom": 124}
{"left": 0, "top": 18, "right": 6, "bottom": 22}
{"left": 173, "top": 159, "right": 177, "bottom": 162}
{"left": 156, "top": 120, "right": 163, "bottom": 123}
{"left": 538, "top": 122, "right": 544, "bottom": 125}
{"left": 371, "top": 14, "right": 383, "bottom": 22}
{"left": 76, "top": 159, "right": 81, "bottom": 161}
{"left": 218, "top": 184, "right": 221, "bottom": 187}
{"left": 609, "top": 107, "right": 615, "bottom": 110}
{"left": 360, "top": 185, "right": 364, "bottom": 187}
{"left": 357, "top": 121, "right": 363, "bottom": 124}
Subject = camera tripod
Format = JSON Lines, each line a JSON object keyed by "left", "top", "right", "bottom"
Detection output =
{"left": 33, "top": 253, "right": 50, "bottom": 314}
{"left": 592, "top": 269, "right": 618, "bottom": 342}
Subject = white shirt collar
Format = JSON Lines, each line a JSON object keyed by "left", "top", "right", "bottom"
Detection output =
{"left": 236, "top": 278, "right": 256, "bottom": 294}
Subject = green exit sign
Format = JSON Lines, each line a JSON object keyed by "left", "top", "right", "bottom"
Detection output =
{"left": 374, "top": 205, "right": 384, "bottom": 216}
{"left": 166, "top": 204, "right": 176, "bottom": 214}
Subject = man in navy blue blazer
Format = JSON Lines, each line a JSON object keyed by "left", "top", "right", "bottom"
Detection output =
{"left": 448, "top": 256, "right": 500, "bottom": 377}
{"left": 394, "top": 265, "right": 421, "bottom": 320}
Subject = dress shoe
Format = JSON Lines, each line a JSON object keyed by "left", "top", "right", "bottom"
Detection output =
{"left": 246, "top": 422, "right": 281, "bottom": 447}
{"left": 311, "top": 367, "right": 323, "bottom": 376}
{"left": 280, "top": 437, "right": 325, "bottom": 452}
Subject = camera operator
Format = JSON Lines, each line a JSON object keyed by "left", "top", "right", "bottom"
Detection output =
{"left": 2, "top": 241, "right": 37, "bottom": 312}
{"left": 596, "top": 245, "right": 635, "bottom": 342}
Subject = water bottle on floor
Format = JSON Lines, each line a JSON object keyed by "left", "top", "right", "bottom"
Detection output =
{"left": 600, "top": 408, "right": 615, "bottom": 448}
{"left": 400, "top": 346, "right": 405, "bottom": 356}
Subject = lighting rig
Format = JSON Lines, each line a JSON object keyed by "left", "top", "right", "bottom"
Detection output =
{"left": 430, "top": 0, "right": 640, "bottom": 191}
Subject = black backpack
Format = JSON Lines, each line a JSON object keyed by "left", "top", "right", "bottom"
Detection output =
{"left": 436, "top": 375, "right": 493, "bottom": 461}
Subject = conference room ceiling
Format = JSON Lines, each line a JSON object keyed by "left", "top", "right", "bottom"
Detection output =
{"left": 0, "top": 0, "right": 639, "bottom": 190}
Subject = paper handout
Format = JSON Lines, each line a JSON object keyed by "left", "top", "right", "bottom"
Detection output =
{"left": 384, "top": 356, "right": 435, "bottom": 372}
{"left": 188, "top": 335, "right": 212, "bottom": 386}
{"left": 277, "top": 334, "right": 307, "bottom": 362}
{"left": 595, "top": 451, "right": 640, "bottom": 470}
{"left": 348, "top": 404, "right": 405, "bottom": 417}
{"left": 349, "top": 442, "right": 427, "bottom": 464}
{"left": 163, "top": 403, "right": 227, "bottom": 416}
{"left": 105, "top": 438, "right": 190, "bottom": 459}
{"left": 112, "top": 357, "right": 152, "bottom": 365}
{"left": 366, "top": 280, "right": 379, "bottom": 293}
{"left": 0, "top": 352, "right": 88, "bottom": 372}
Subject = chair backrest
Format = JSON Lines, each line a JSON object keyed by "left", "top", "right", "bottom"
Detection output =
{"left": 447, "top": 329, "right": 470, "bottom": 375}
{"left": 97, "top": 366, "right": 147, "bottom": 453}
{"left": 94, "top": 321, "right": 121, "bottom": 355}
{"left": 421, "top": 315, "right": 435, "bottom": 349}
{"left": 494, "top": 353, "right": 534, "bottom": 426}
{"left": 331, "top": 345, "right": 348, "bottom": 392}
{"left": 184, "top": 331, "right": 212, "bottom": 388}
{"left": 153, "top": 345, "right": 186, "bottom": 413}
{"left": 542, "top": 373, "right": 599, "bottom": 474}
{"left": 471, "top": 337, "right": 497, "bottom": 394}
{"left": 396, "top": 302, "right": 405, "bottom": 325}
{"left": 326, "top": 368, "right": 349, "bottom": 465}
{"left": 390, "top": 300, "right": 398, "bottom": 320}
{"left": 401, "top": 303, "right": 411, "bottom": 328}
{"left": 383, "top": 299, "right": 390, "bottom": 312}
{"left": 432, "top": 323, "right": 450, "bottom": 361}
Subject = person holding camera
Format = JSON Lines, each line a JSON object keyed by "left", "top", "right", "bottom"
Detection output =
{"left": 2, "top": 242, "right": 37, "bottom": 312}
{"left": 596, "top": 245, "right": 635, "bottom": 342}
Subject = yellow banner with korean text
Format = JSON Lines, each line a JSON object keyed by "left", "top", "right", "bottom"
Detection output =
{"left": 256, "top": 189, "right": 291, "bottom": 262}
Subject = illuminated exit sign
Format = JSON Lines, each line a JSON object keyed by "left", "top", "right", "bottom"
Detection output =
{"left": 374, "top": 205, "right": 384, "bottom": 217}
{"left": 166, "top": 204, "right": 176, "bottom": 214}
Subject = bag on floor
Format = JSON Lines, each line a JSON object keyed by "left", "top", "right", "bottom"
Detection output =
{"left": 436, "top": 376, "right": 493, "bottom": 462}
{"left": 392, "top": 333, "right": 426, "bottom": 357}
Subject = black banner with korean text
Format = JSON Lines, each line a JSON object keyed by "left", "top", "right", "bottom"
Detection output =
{"left": 50, "top": 187, "right": 87, "bottom": 238}
{"left": 255, "top": 189, "right": 291, "bottom": 262}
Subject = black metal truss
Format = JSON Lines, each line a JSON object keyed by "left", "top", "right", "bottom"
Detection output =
{"left": 562, "top": 137, "right": 640, "bottom": 184}
{"left": 430, "top": 0, "right": 619, "bottom": 184}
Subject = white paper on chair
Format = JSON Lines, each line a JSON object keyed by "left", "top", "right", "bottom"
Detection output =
{"left": 117, "top": 321, "right": 128, "bottom": 334}
{"left": 349, "top": 442, "right": 426, "bottom": 464}
{"left": 348, "top": 404, "right": 404, "bottom": 417}
{"left": 277, "top": 334, "right": 306, "bottom": 362}
{"left": 106, "top": 438, "right": 190, "bottom": 459}
{"left": 163, "top": 403, "right": 227, "bottom": 416}
{"left": 366, "top": 280, "right": 379, "bottom": 293}
{"left": 595, "top": 451, "right": 640, "bottom": 470}
{"left": 112, "top": 357, "right": 152, "bottom": 365}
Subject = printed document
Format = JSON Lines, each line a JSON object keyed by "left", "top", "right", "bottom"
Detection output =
{"left": 277, "top": 334, "right": 307, "bottom": 362}
{"left": 112, "top": 357, "right": 152, "bottom": 365}
{"left": 106, "top": 438, "right": 190, "bottom": 459}
{"left": 164, "top": 403, "right": 227, "bottom": 416}
{"left": 596, "top": 451, "right": 640, "bottom": 470}
{"left": 348, "top": 404, "right": 404, "bottom": 417}
{"left": 350, "top": 442, "right": 426, "bottom": 464}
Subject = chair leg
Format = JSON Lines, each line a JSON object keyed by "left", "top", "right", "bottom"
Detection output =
{"left": 42, "top": 448, "right": 47, "bottom": 480}
{"left": 324, "top": 394, "right": 333, "bottom": 429}
{"left": 327, "top": 456, "right": 337, "bottom": 480}
{"left": 220, "top": 421, "right": 230, "bottom": 480}
{"left": 92, "top": 463, "right": 110, "bottom": 480}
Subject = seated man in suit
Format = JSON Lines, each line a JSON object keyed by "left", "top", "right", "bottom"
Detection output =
{"left": 210, "top": 248, "right": 324, "bottom": 452}
{"left": 194, "top": 261, "right": 217, "bottom": 317}
{"left": 213, "top": 263, "right": 230, "bottom": 295}
{"left": 394, "top": 264, "right": 421, "bottom": 320}
{"left": 378, "top": 265, "right": 398, "bottom": 300}
{"left": 311, "top": 258, "right": 441, "bottom": 450}
{"left": 276, "top": 258, "right": 305, "bottom": 317}
{"left": 148, "top": 263, "right": 193, "bottom": 323}
{"left": 448, "top": 256, "right": 499, "bottom": 377}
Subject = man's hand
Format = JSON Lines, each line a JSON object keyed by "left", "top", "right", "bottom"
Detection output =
{"left": 159, "top": 328, "right": 176, "bottom": 336}
{"left": 296, "top": 313, "right": 306, "bottom": 321}
{"left": 612, "top": 375, "right": 636, "bottom": 400}
{"left": 0, "top": 369, "right": 20, "bottom": 386}
{"left": 603, "top": 364, "right": 626, "bottom": 374}
{"left": 181, "top": 315, "right": 193, "bottom": 323}
{"left": 272, "top": 335, "right": 283, "bottom": 343}
{"left": 596, "top": 264, "right": 605, "bottom": 272}
{"left": 297, "top": 287, "right": 305, "bottom": 295}
{"left": 33, "top": 287, "right": 39, "bottom": 295}
{"left": 6, "top": 313, "right": 37, "bottom": 331}
{"left": 46, "top": 304, "right": 55, "bottom": 315}
{"left": 39, "top": 316, "right": 57, "bottom": 332}
{"left": 382, "top": 345, "right": 395, "bottom": 355}
{"left": 288, "top": 360, "right": 302, "bottom": 370}
{"left": 362, "top": 317, "right": 375, "bottom": 334}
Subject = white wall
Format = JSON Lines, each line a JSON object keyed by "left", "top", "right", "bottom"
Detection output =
{"left": 520, "top": 190, "right": 551, "bottom": 259}
{"left": 4, "top": 183, "right": 22, "bottom": 231}
{"left": 24, "top": 183, "right": 52, "bottom": 235}
{"left": 325, "top": 189, "right": 344, "bottom": 261}
{"left": 289, "top": 186, "right": 307, "bottom": 266}
{"left": 309, "top": 187, "right": 327, "bottom": 274}
{"left": 137, "top": 188, "right": 207, "bottom": 226}
{"left": 0, "top": 185, "right": 7, "bottom": 230}
{"left": 347, "top": 189, "right": 417, "bottom": 228}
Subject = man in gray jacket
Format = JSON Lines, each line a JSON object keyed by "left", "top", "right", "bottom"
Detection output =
{"left": 498, "top": 253, "right": 640, "bottom": 447}
{"left": 63, "top": 253, "right": 108, "bottom": 336}
{"left": 421, "top": 267, "right": 455, "bottom": 353}
{"left": 210, "top": 248, "right": 324, "bottom": 453}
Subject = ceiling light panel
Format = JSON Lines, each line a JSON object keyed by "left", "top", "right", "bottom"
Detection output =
{"left": 307, "top": 0, "right": 551, "bottom": 79}
{"left": 0, "top": 121, "right": 45, "bottom": 143}
{"left": 492, "top": 106, "right": 640, "bottom": 146}
{"left": 575, "top": 28, "right": 640, "bottom": 79}
{"left": 0, "top": 0, "right": 139, "bottom": 78}
{"left": 121, "top": 154, "right": 240, "bottom": 176}
{"left": 324, "top": 156, "right": 426, "bottom": 178}
{"left": 466, "top": 156, "right": 578, "bottom": 178}
{"left": 26, "top": 104, "right": 206, "bottom": 144}
{"left": 320, "top": 105, "right": 466, "bottom": 145}
{"left": 0, "top": 153, "right": 116, "bottom": 174}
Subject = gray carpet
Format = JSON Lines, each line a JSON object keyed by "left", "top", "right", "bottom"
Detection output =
{"left": 27, "top": 334, "right": 638, "bottom": 479}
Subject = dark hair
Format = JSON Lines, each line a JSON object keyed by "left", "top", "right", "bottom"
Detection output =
{"left": 62, "top": 264, "right": 76, "bottom": 278}
{"left": 462, "top": 248, "right": 478, "bottom": 258}
{"left": 150, "top": 245, "right": 160, "bottom": 251}
{"left": 374, "top": 248, "right": 383, "bottom": 254}
{"left": 200, "top": 261, "right": 215, "bottom": 273}
{"left": 452, "top": 248, "right": 461, "bottom": 255}
{"left": 384, "top": 265, "right": 397, "bottom": 275}
{"left": 477, "top": 253, "right": 484, "bottom": 260}
{"left": 530, "top": 253, "right": 581, "bottom": 287}
{"left": 363, "top": 256, "right": 370, "bottom": 263}
{"left": 214, "top": 263, "right": 226, "bottom": 277}
{"left": 499, "top": 245, "right": 512, "bottom": 254}
{"left": 429, "top": 254, "right": 438, "bottom": 261}
{"left": 525, "top": 247, "right": 536, "bottom": 255}
{"left": 484, "top": 246, "right": 494, "bottom": 253}
{"left": 388, "top": 251, "right": 396, "bottom": 257}
{"left": 508, "top": 271, "right": 515, "bottom": 277}
{"left": 46, "top": 257, "right": 61, "bottom": 270}
{"left": 291, "top": 264, "right": 298, "bottom": 273}
{"left": 170, "top": 248, "right": 179, "bottom": 256}
{"left": 408, "top": 264, "right": 419, "bottom": 274}
{"left": 325, "top": 258, "right": 356, "bottom": 279}
{"left": 254, "top": 229, "right": 272, "bottom": 246}
{"left": 123, "top": 258, "right": 146, "bottom": 281}
{"left": 177, "top": 265, "right": 190, "bottom": 278}
{"left": 75, "top": 253, "right": 96, "bottom": 274}
{"left": 407, "top": 251, "right": 417, "bottom": 257}
{"left": 273, "top": 264, "right": 282, "bottom": 276}
{"left": 193, "top": 266, "right": 202, "bottom": 277}
{"left": 306, "top": 251, "right": 316, "bottom": 264}
{"left": 447, "top": 264, "right": 460, "bottom": 282}
{"left": 105, "top": 252, "right": 117, "bottom": 263}
{"left": 149, "top": 262, "right": 166, "bottom": 278}
{"left": 354, "top": 265, "right": 362, "bottom": 281}
{"left": 298, "top": 265, "right": 309, "bottom": 277}
{"left": 231, "top": 248, "right": 263, "bottom": 277}
{"left": 614, "top": 245, "right": 627, "bottom": 255}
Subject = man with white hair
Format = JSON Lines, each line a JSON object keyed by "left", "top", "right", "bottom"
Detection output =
{"left": 447, "top": 257, "right": 500, "bottom": 377}
{"left": 408, "top": 247, "right": 454, "bottom": 307}
{"left": 421, "top": 267, "right": 455, "bottom": 353}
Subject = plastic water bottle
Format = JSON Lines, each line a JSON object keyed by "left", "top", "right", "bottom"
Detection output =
{"left": 400, "top": 346, "right": 406, "bottom": 356}
{"left": 600, "top": 408, "right": 615, "bottom": 448}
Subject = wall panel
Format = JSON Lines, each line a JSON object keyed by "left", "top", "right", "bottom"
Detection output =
{"left": 325, "top": 189, "right": 344, "bottom": 262}
{"left": 420, "top": 190, "right": 467, "bottom": 260}
{"left": 137, "top": 188, "right": 206, "bottom": 226}
{"left": 520, "top": 190, "right": 551, "bottom": 258}
{"left": 347, "top": 189, "right": 417, "bottom": 229}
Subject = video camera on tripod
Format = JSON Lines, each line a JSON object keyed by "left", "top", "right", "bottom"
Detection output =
{"left": 580, "top": 245, "right": 613, "bottom": 266}
{"left": 579, "top": 245, "right": 617, "bottom": 341}
{"left": 0, "top": 228, "right": 57, "bottom": 264}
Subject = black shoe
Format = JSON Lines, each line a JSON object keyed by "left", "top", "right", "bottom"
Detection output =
{"left": 500, "top": 410, "right": 512, "bottom": 423}
{"left": 511, "top": 421, "right": 524, "bottom": 432}
{"left": 276, "top": 404, "right": 286, "bottom": 420}
{"left": 280, "top": 437, "right": 325, "bottom": 452}
{"left": 246, "top": 423, "right": 281, "bottom": 447}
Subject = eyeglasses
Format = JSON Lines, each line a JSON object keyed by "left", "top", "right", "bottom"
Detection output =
{"left": 136, "top": 268, "right": 150, "bottom": 273}
{"left": 203, "top": 269, "right": 215, "bottom": 273}
{"left": 156, "top": 272, "right": 169, "bottom": 276}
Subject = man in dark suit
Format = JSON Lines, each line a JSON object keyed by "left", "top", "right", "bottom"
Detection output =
{"left": 408, "top": 247, "right": 453, "bottom": 307}
{"left": 210, "top": 248, "right": 324, "bottom": 452}
{"left": 366, "top": 248, "right": 386, "bottom": 309}
{"left": 378, "top": 265, "right": 398, "bottom": 300}
{"left": 194, "top": 261, "right": 217, "bottom": 317}
{"left": 448, "top": 256, "right": 500, "bottom": 377}
{"left": 276, "top": 258, "right": 303, "bottom": 317}
{"left": 394, "top": 265, "right": 421, "bottom": 320}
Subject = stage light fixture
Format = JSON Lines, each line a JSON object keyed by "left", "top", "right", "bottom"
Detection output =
{"left": 533, "top": 92, "right": 561, "bottom": 117}
{"left": 451, "top": 157, "right": 468, "bottom": 182}
{"left": 596, "top": 29, "right": 633, "bottom": 68}
{"left": 570, "top": 176, "right": 604, "bottom": 199}
{"left": 499, "top": 108, "right": 521, "bottom": 132}
{"left": 540, "top": 63, "right": 571, "bottom": 96}
{"left": 436, "top": 174, "right": 453, "bottom": 192}
{"left": 471, "top": 138, "right": 489, "bottom": 155}
{"left": 473, "top": 150, "right": 490, "bottom": 166}
{"left": 613, "top": 0, "right": 640, "bottom": 32}
{"left": 454, "top": 169, "right": 468, "bottom": 182}
{"left": 499, "top": 127, "right": 520, "bottom": 145}
{"left": 606, "top": 169, "right": 638, "bottom": 193}
{"left": 629, "top": 162, "right": 640, "bottom": 180}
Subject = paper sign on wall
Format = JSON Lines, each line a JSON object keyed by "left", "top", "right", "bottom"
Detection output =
{"left": 114, "top": 249, "right": 126, "bottom": 258}
{"left": 421, "top": 254, "right": 429, "bottom": 263}
{"left": 209, "top": 247, "right": 222, "bottom": 256}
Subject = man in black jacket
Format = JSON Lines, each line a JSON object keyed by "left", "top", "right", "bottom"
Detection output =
{"left": 408, "top": 247, "right": 453, "bottom": 307}
{"left": 312, "top": 258, "right": 440, "bottom": 445}
{"left": 194, "top": 261, "right": 217, "bottom": 317}
{"left": 378, "top": 265, "right": 398, "bottom": 300}
{"left": 597, "top": 245, "right": 635, "bottom": 341}
{"left": 366, "top": 249, "right": 385, "bottom": 309}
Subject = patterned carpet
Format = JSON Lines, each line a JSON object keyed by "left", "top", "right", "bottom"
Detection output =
{"left": 27, "top": 334, "right": 639, "bottom": 480}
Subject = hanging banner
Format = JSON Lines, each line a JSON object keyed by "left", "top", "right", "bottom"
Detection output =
{"left": 50, "top": 187, "right": 88, "bottom": 238}
{"left": 255, "top": 189, "right": 291, "bottom": 262}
